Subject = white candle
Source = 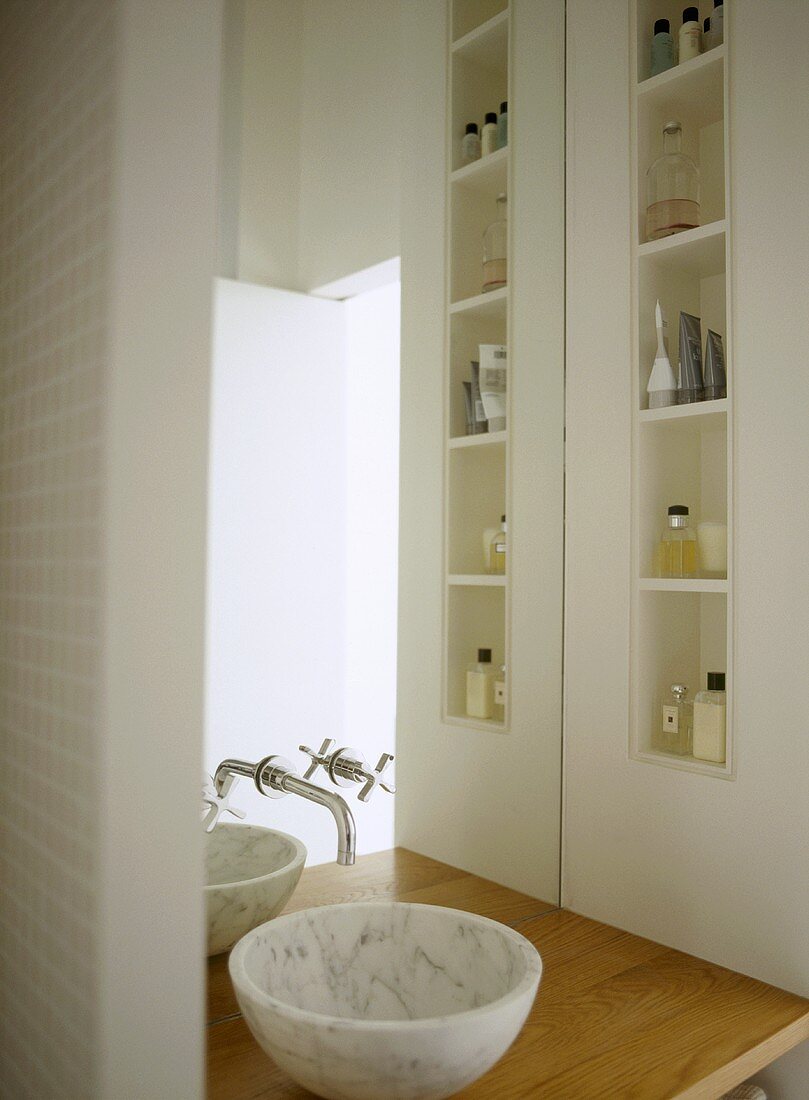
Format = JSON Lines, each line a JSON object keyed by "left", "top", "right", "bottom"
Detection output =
{"left": 697, "top": 522, "right": 727, "bottom": 577}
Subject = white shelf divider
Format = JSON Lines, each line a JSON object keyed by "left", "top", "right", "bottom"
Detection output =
{"left": 638, "top": 578, "right": 728, "bottom": 593}
{"left": 449, "top": 286, "right": 508, "bottom": 315}
{"left": 448, "top": 573, "right": 507, "bottom": 587}
{"left": 451, "top": 9, "right": 509, "bottom": 59}
{"left": 449, "top": 430, "right": 507, "bottom": 450}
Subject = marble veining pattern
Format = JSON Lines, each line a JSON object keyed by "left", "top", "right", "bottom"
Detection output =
{"left": 206, "top": 824, "right": 306, "bottom": 956}
{"left": 229, "top": 901, "right": 542, "bottom": 1100}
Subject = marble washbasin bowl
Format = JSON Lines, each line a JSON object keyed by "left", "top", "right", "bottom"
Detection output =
{"left": 205, "top": 823, "right": 306, "bottom": 956}
{"left": 229, "top": 901, "right": 542, "bottom": 1100}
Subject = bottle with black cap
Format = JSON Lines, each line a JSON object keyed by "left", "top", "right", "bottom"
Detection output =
{"left": 679, "top": 6, "right": 702, "bottom": 62}
{"left": 481, "top": 111, "right": 498, "bottom": 157}
{"left": 497, "top": 101, "right": 508, "bottom": 149}
{"left": 651, "top": 18, "right": 675, "bottom": 77}
{"left": 658, "top": 505, "right": 698, "bottom": 578}
{"left": 693, "top": 672, "right": 727, "bottom": 762}
{"left": 461, "top": 122, "right": 481, "bottom": 165}
{"left": 466, "top": 647, "right": 496, "bottom": 719}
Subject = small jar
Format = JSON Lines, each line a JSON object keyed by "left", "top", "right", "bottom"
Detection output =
{"left": 488, "top": 515, "right": 506, "bottom": 574}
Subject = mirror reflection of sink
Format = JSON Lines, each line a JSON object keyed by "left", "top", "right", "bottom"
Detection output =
{"left": 229, "top": 900, "right": 542, "bottom": 1100}
{"left": 205, "top": 823, "right": 306, "bottom": 957}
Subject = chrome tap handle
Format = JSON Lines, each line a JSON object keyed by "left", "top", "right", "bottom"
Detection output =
{"left": 299, "top": 738, "right": 336, "bottom": 780}
{"left": 356, "top": 753, "right": 396, "bottom": 803}
{"left": 201, "top": 772, "right": 247, "bottom": 833}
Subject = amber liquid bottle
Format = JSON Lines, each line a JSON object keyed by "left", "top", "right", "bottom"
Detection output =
{"left": 646, "top": 120, "right": 700, "bottom": 241}
{"left": 657, "top": 505, "right": 698, "bottom": 578}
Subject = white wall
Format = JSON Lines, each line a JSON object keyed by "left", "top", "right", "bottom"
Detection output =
{"left": 0, "top": 2, "right": 220, "bottom": 1096}
{"left": 222, "top": 0, "right": 403, "bottom": 292}
{"left": 344, "top": 281, "right": 401, "bottom": 827}
{"left": 207, "top": 277, "right": 398, "bottom": 864}
{"left": 100, "top": 2, "right": 221, "bottom": 1095}
{"left": 564, "top": 0, "right": 809, "bottom": 1089}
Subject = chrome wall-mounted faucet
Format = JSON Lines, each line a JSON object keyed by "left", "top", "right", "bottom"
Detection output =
{"left": 202, "top": 743, "right": 395, "bottom": 867}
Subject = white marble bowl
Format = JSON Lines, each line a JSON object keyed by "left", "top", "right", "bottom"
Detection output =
{"left": 229, "top": 901, "right": 542, "bottom": 1100}
{"left": 205, "top": 823, "right": 306, "bottom": 957}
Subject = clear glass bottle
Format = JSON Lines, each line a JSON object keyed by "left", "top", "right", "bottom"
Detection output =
{"left": 654, "top": 683, "right": 693, "bottom": 755}
{"left": 488, "top": 515, "right": 506, "bottom": 574}
{"left": 657, "top": 505, "right": 698, "bottom": 578}
{"left": 645, "top": 120, "right": 700, "bottom": 241}
{"left": 693, "top": 672, "right": 726, "bottom": 762}
{"left": 466, "top": 648, "right": 495, "bottom": 719}
{"left": 482, "top": 193, "right": 507, "bottom": 293}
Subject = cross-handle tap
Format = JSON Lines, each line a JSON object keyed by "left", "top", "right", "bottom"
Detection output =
{"left": 202, "top": 771, "right": 247, "bottom": 833}
{"left": 298, "top": 741, "right": 396, "bottom": 803}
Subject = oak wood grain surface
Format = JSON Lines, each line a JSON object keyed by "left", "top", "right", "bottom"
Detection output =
{"left": 207, "top": 848, "right": 809, "bottom": 1098}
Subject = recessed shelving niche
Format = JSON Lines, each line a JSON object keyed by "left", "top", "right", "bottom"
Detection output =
{"left": 444, "top": 0, "right": 510, "bottom": 731}
{"left": 630, "top": 1, "right": 733, "bottom": 775}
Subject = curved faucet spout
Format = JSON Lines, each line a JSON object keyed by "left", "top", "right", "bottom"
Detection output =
{"left": 279, "top": 773, "right": 357, "bottom": 865}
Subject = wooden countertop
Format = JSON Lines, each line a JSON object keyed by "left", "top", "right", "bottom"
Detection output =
{"left": 207, "top": 848, "right": 809, "bottom": 1098}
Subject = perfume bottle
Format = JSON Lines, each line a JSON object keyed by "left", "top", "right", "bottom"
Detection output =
{"left": 654, "top": 683, "right": 693, "bottom": 755}
{"left": 693, "top": 672, "right": 726, "bottom": 762}
{"left": 482, "top": 193, "right": 507, "bottom": 293}
{"left": 488, "top": 515, "right": 506, "bottom": 574}
{"left": 466, "top": 648, "right": 495, "bottom": 719}
{"left": 645, "top": 120, "right": 700, "bottom": 241}
{"left": 657, "top": 505, "right": 698, "bottom": 578}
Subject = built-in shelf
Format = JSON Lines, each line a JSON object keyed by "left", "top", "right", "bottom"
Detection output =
{"left": 449, "top": 430, "right": 507, "bottom": 450}
{"left": 448, "top": 574, "right": 506, "bottom": 587}
{"left": 638, "top": 578, "right": 728, "bottom": 593}
{"left": 634, "top": 749, "right": 732, "bottom": 780}
{"left": 450, "top": 287, "right": 508, "bottom": 316}
{"left": 637, "top": 221, "right": 726, "bottom": 275}
{"left": 639, "top": 399, "right": 727, "bottom": 428}
{"left": 450, "top": 146, "right": 508, "bottom": 193}
{"left": 451, "top": 8, "right": 509, "bottom": 62}
{"left": 636, "top": 47, "right": 725, "bottom": 129}
{"left": 444, "top": 713, "right": 506, "bottom": 733}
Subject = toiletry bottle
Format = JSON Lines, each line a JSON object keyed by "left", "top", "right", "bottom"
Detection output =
{"left": 678, "top": 311, "right": 704, "bottom": 403}
{"left": 488, "top": 515, "right": 506, "bottom": 574}
{"left": 497, "top": 101, "right": 508, "bottom": 149}
{"left": 466, "top": 648, "right": 495, "bottom": 719}
{"left": 482, "top": 523, "right": 499, "bottom": 571}
{"left": 693, "top": 672, "right": 726, "bottom": 762}
{"left": 711, "top": 1, "right": 724, "bottom": 44}
{"left": 461, "top": 122, "right": 481, "bottom": 165}
{"left": 703, "top": 16, "right": 719, "bottom": 51}
{"left": 494, "top": 665, "right": 506, "bottom": 709}
{"left": 647, "top": 299, "right": 678, "bottom": 408}
{"left": 481, "top": 112, "right": 498, "bottom": 157}
{"left": 482, "top": 193, "right": 507, "bottom": 293}
{"left": 658, "top": 505, "right": 698, "bottom": 578}
{"left": 646, "top": 120, "right": 701, "bottom": 240}
{"left": 650, "top": 19, "right": 675, "bottom": 76}
{"left": 679, "top": 6, "right": 702, "bottom": 62}
{"left": 655, "top": 683, "right": 693, "bottom": 755}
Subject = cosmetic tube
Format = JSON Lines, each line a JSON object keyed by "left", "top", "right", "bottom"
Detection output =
{"left": 462, "top": 381, "right": 474, "bottom": 434}
{"left": 703, "top": 330, "right": 726, "bottom": 400}
{"left": 647, "top": 299, "right": 678, "bottom": 408}
{"left": 478, "top": 344, "right": 507, "bottom": 432}
{"left": 470, "top": 361, "right": 489, "bottom": 433}
{"left": 678, "top": 312, "right": 704, "bottom": 403}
